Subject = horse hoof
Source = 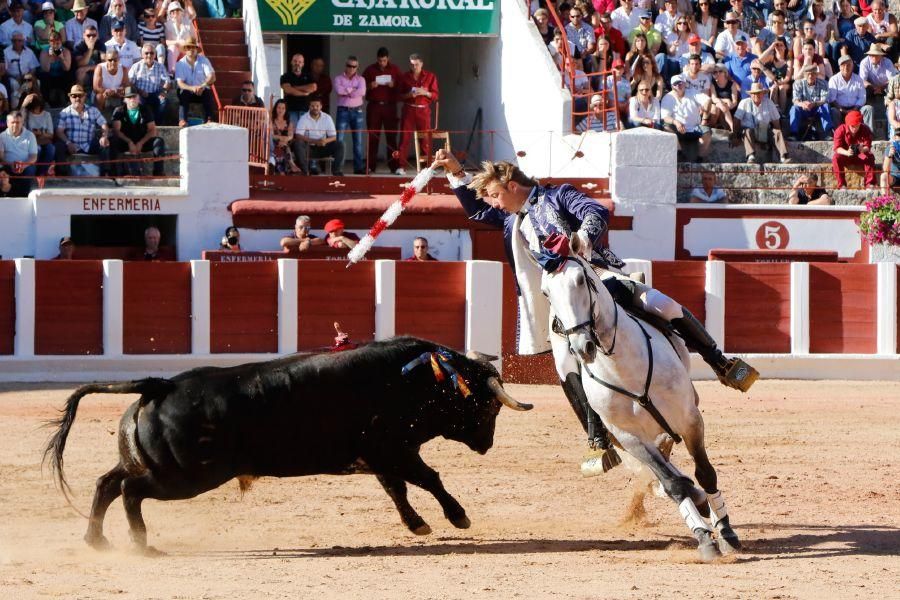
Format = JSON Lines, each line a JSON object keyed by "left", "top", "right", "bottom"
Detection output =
{"left": 450, "top": 515, "right": 471, "bottom": 529}
{"left": 85, "top": 534, "right": 111, "bottom": 551}
{"left": 411, "top": 523, "right": 432, "bottom": 536}
{"left": 717, "top": 530, "right": 742, "bottom": 554}
{"left": 697, "top": 539, "right": 721, "bottom": 562}
{"left": 137, "top": 545, "right": 167, "bottom": 557}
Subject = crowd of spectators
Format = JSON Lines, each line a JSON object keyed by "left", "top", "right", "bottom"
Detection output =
{"left": 534, "top": 0, "right": 900, "bottom": 189}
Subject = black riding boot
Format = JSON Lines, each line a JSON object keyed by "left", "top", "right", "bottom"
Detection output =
{"left": 561, "top": 372, "right": 621, "bottom": 475}
{"left": 670, "top": 309, "right": 759, "bottom": 392}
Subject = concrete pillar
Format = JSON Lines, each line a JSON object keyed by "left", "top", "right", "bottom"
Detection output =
{"left": 102, "top": 260, "right": 123, "bottom": 357}
{"left": 191, "top": 260, "right": 210, "bottom": 354}
{"left": 623, "top": 258, "right": 653, "bottom": 287}
{"left": 278, "top": 259, "right": 298, "bottom": 355}
{"left": 790, "top": 262, "right": 810, "bottom": 355}
{"left": 704, "top": 260, "right": 726, "bottom": 349}
{"left": 375, "top": 260, "right": 396, "bottom": 340}
{"left": 876, "top": 262, "right": 898, "bottom": 355}
{"left": 14, "top": 258, "right": 34, "bottom": 357}
{"left": 465, "top": 260, "right": 503, "bottom": 365}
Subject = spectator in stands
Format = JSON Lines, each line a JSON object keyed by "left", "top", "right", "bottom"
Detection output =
{"left": 794, "top": 38, "right": 832, "bottom": 81}
{"left": 755, "top": 9, "right": 791, "bottom": 55}
{"left": 174, "top": 37, "right": 215, "bottom": 126}
{"left": 678, "top": 34, "right": 716, "bottom": 71}
{"left": 564, "top": 54, "right": 591, "bottom": 118}
{"left": 129, "top": 42, "right": 169, "bottom": 123}
{"left": 55, "top": 84, "right": 110, "bottom": 175}
{"left": 280, "top": 214, "right": 324, "bottom": 252}
{"left": 688, "top": 170, "right": 728, "bottom": 203}
{"left": 5, "top": 32, "right": 40, "bottom": 108}
{"left": 65, "top": 0, "right": 97, "bottom": 51}
{"left": 0, "top": 111, "right": 37, "bottom": 195}
{"left": 734, "top": 82, "right": 791, "bottom": 163}
{"left": 567, "top": 6, "right": 597, "bottom": 71}
{"left": 334, "top": 55, "right": 367, "bottom": 175}
{"left": 0, "top": 170, "right": 11, "bottom": 197}
{"left": 715, "top": 12, "right": 748, "bottom": 60}
{"left": 610, "top": 0, "right": 640, "bottom": 37}
{"left": 758, "top": 36, "right": 793, "bottom": 114}
{"left": 832, "top": 109, "right": 876, "bottom": 188}
{"left": 880, "top": 128, "right": 900, "bottom": 192}
{"left": 693, "top": 1, "right": 718, "bottom": 48}
{"left": 270, "top": 98, "right": 302, "bottom": 174}
{"left": 138, "top": 8, "right": 165, "bottom": 65}
{"left": 34, "top": 2, "right": 65, "bottom": 52}
{"left": 533, "top": 8, "right": 554, "bottom": 45}
{"left": 725, "top": 33, "right": 758, "bottom": 98}
{"left": 663, "top": 14, "right": 695, "bottom": 70}
{"left": 628, "top": 82, "right": 662, "bottom": 127}
{"left": 105, "top": 19, "right": 141, "bottom": 70}
{"left": 630, "top": 54, "right": 663, "bottom": 99}
{"left": 37, "top": 31, "right": 71, "bottom": 107}
{"left": 859, "top": 44, "right": 896, "bottom": 105}
{"left": 840, "top": 17, "right": 876, "bottom": 68}
{"left": 629, "top": 11, "right": 663, "bottom": 56}
{"left": 0, "top": 3, "right": 34, "bottom": 47}
{"left": 293, "top": 96, "right": 344, "bottom": 176}
{"left": 654, "top": 0, "right": 679, "bottom": 40}
{"left": 54, "top": 236, "right": 74, "bottom": 259}
{"left": 606, "top": 58, "right": 631, "bottom": 120}
{"left": 99, "top": 0, "right": 137, "bottom": 46}
{"left": 406, "top": 236, "right": 437, "bottom": 261}
{"left": 203, "top": 0, "right": 228, "bottom": 19}
{"left": 280, "top": 53, "right": 316, "bottom": 125}
{"left": 741, "top": 59, "right": 771, "bottom": 97}
{"left": 72, "top": 24, "right": 101, "bottom": 88}
{"left": 866, "top": 1, "right": 897, "bottom": 60}
{"left": 707, "top": 66, "right": 739, "bottom": 133}
{"left": 396, "top": 53, "right": 438, "bottom": 176}
{"left": 790, "top": 173, "right": 833, "bottom": 204}
{"left": 323, "top": 218, "right": 359, "bottom": 249}
{"left": 230, "top": 79, "right": 262, "bottom": 107}
{"left": 662, "top": 74, "right": 711, "bottom": 161}
{"left": 309, "top": 57, "right": 332, "bottom": 114}
{"left": 110, "top": 86, "right": 166, "bottom": 176}
{"left": 164, "top": 2, "right": 195, "bottom": 74}
{"left": 92, "top": 47, "right": 128, "bottom": 111}
{"left": 593, "top": 11, "right": 626, "bottom": 57}
{"left": 548, "top": 26, "right": 579, "bottom": 70}
{"left": 888, "top": 77, "right": 900, "bottom": 138}
{"left": 730, "top": 0, "right": 764, "bottom": 39}
{"left": 792, "top": 19, "right": 826, "bottom": 63}
{"left": 140, "top": 226, "right": 169, "bottom": 261}
{"left": 625, "top": 32, "right": 653, "bottom": 68}
{"left": 829, "top": 54, "right": 872, "bottom": 129}
{"left": 20, "top": 92, "right": 54, "bottom": 175}
{"left": 220, "top": 226, "right": 241, "bottom": 252}
{"left": 768, "top": 0, "right": 800, "bottom": 37}
{"left": 683, "top": 54, "right": 713, "bottom": 102}
{"left": 579, "top": 93, "right": 617, "bottom": 131}
{"left": 791, "top": 65, "right": 833, "bottom": 139}
{"left": 363, "top": 46, "right": 401, "bottom": 174}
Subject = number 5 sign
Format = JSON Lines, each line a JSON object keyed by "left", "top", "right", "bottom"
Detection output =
{"left": 755, "top": 221, "right": 790, "bottom": 249}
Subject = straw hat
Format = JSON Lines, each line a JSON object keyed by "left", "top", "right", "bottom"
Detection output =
{"left": 748, "top": 82, "right": 767, "bottom": 94}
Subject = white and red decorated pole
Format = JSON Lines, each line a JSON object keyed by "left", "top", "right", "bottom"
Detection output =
{"left": 346, "top": 167, "right": 436, "bottom": 266}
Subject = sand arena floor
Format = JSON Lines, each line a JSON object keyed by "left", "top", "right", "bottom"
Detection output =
{"left": 0, "top": 380, "right": 898, "bottom": 599}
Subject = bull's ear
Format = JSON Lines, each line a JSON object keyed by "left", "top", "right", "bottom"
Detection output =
{"left": 466, "top": 350, "right": 498, "bottom": 363}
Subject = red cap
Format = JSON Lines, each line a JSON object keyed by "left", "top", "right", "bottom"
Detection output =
{"left": 612, "top": 58, "right": 625, "bottom": 68}
{"left": 845, "top": 110, "right": 863, "bottom": 126}
{"left": 324, "top": 218, "right": 345, "bottom": 233}
{"left": 688, "top": 34, "right": 702, "bottom": 44}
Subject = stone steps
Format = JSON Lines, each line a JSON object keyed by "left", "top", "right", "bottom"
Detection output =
{"left": 698, "top": 129, "right": 892, "bottom": 164}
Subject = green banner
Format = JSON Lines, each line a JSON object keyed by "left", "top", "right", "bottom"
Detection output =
{"left": 257, "top": 0, "right": 499, "bottom": 36}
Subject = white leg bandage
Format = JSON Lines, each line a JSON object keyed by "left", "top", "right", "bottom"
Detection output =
{"left": 679, "top": 497, "right": 711, "bottom": 533}
{"left": 707, "top": 490, "right": 728, "bottom": 527}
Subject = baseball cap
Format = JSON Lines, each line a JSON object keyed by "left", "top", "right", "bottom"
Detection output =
{"left": 324, "top": 219, "right": 345, "bottom": 233}
{"left": 670, "top": 74, "right": 684, "bottom": 86}
{"left": 838, "top": 54, "right": 853, "bottom": 65}
{"left": 735, "top": 33, "right": 749, "bottom": 44}
{"left": 112, "top": 19, "right": 125, "bottom": 30}
{"left": 59, "top": 236, "right": 73, "bottom": 246}
{"left": 40, "top": 1, "right": 54, "bottom": 11}
{"left": 638, "top": 9, "right": 651, "bottom": 18}
{"left": 612, "top": 58, "right": 625, "bottom": 68}
{"left": 845, "top": 110, "right": 863, "bottom": 126}
{"left": 688, "top": 34, "right": 702, "bottom": 44}
{"left": 854, "top": 16, "right": 868, "bottom": 26}
{"left": 590, "top": 94, "right": 603, "bottom": 106}
{"left": 123, "top": 86, "right": 137, "bottom": 98}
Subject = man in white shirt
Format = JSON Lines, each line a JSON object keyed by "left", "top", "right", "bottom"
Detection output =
{"left": 65, "top": 0, "right": 98, "bottom": 50}
{"left": 734, "top": 82, "right": 790, "bottom": 163}
{"left": 3, "top": 32, "right": 40, "bottom": 108}
{"left": 292, "top": 97, "right": 344, "bottom": 176}
{"left": 662, "top": 74, "right": 711, "bottom": 161}
{"left": 654, "top": 0, "right": 680, "bottom": 40}
{"left": 0, "top": 2, "right": 34, "bottom": 47}
{"left": 0, "top": 111, "right": 38, "bottom": 196}
{"left": 714, "top": 12, "right": 748, "bottom": 60}
{"left": 105, "top": 21, "right": 141, "bottom": 69}
{"left": 859, "top": 44, "right": 897, "bottom": 104}
{"left": 611, "top": 0, "right": 642, "bottom": 36}
{"left": 828, "top": 54, "right": 873, "bottom": 129}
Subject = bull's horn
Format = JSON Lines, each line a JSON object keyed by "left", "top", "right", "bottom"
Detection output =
{"left": 466, "top": 350, "right": 499, "bottom": 363}
{"left": 487, "top": 377, "right": 533, "bottom": 411}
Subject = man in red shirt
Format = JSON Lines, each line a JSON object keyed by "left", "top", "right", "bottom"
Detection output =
{"left": 362, "top": 47, "right": 402, "bottom": 173}
{"left": 396, "top": 53, "right": 439, "bottom": 175}
{"left": 832, "top": 109, "right": 876, "bottom": 188}
{"left": 404, "top": 236, "right": 438, "bottom": 261}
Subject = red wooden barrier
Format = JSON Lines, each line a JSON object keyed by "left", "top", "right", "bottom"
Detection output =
{"left": 210, "top": 262, "right": 279, "bottom": 353}
{"left": 709, "top": 249, "right": 839, "bottom": 263}
{"left": 651, "top": 261, "right": 707, "bottom": 323}
{"left": 123, "top": 262, "right": 192, "bottom": 354}
{"left": 809, "top": 263, "right": 878, "bottom": 354}
{"left": 297, "top": 261, "right": 376, "bottom": 350}
{"left": 202, "top": 248, "right": 401, "bottom": 262}
{"left": 0, "top": 261, "right": 14, "bottom": 355}
{"left": 395, "top": 261, "right": 466, "bottom": 350}
{"left": 34, "top": 260, "right": 103, "bottom": 355}
{"left": 724, "top": 263, "right": 791, "bottom": 353}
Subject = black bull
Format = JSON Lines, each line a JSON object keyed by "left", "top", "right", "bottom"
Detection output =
{"left": 43, "top": 336, "right": 532, "bottom": 554}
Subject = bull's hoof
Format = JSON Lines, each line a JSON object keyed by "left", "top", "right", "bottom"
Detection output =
{"left": 411, "top": 523, "right": 432, "bottom": 536}
{"left": 696, "top": 530, "right": 721, "bottom": 563}
{"left": 450, "top": 515, "right": 471, "bottom": 529}
{"left": 85, "top": 534, "right": 111, "bottom": 551}
{"left": 137, "top": 545, "right": 167, "bottom": 557}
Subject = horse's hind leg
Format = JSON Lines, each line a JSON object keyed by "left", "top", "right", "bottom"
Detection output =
{"left": 615, "top": 430, "right": 720, "bottom": 562}
{"left": 85, "top": 463, "right": 128, "bottom": 549}
{"left": 682, "top": 415, "right": 742, "bottom": 554}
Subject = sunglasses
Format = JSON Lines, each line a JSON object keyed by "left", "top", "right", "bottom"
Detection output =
{"left": 241, "top": 88, "right": 253, "bottom": 92}
{"left": 638, "top": 88, "right": 651, "bottom": 92}
{"left": 85, "top": 33, "right": 97, "bottom": 37}
{"left": 69, "top": 93, "right": 84, "bottom": 98}
{"left": 346, "top": 63, "right": 358, "bottom": 68}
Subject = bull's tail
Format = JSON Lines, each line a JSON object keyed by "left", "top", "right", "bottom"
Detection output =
{"left": 42, "top": 378, "right": 175, "bottom": 512}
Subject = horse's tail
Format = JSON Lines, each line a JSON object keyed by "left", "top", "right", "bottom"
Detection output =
{"left": 42, "top": 379, "right": 175, "bottom": 512}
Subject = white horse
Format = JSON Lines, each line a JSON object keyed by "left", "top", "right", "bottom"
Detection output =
{"left": 540, "top": 253, "right": 741, "bottom": 561}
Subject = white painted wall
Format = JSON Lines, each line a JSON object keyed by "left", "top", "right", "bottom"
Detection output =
{"left": 0, "top": 198, "right": 34, "bottom": 259}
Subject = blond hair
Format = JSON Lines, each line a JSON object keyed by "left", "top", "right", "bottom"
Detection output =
{"left": 467, "top": 161, "right": 538, "bottom": 199}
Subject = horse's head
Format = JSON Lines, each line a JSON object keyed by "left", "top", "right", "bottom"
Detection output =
{"left": 541, "top": 257, "right": 599, "bottom": 362}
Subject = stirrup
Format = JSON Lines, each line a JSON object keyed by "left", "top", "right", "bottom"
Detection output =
{"left": 580, "top": 446, "right": 622, "bottom": 477}
{"left": 716, "top": 357, "right": 759, "bottom": 392}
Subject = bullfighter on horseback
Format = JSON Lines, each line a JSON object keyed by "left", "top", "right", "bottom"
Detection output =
{"left": 433, "top": 149, "right": 758, "bottom": 474}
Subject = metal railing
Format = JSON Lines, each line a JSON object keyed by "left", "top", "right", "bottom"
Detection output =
{"left": 220, "top": 105, "right": 270, "bottom": 171}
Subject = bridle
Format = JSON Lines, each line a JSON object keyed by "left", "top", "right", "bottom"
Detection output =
{"left": 552, "top": 256, "right": 619, "bottom": 357}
